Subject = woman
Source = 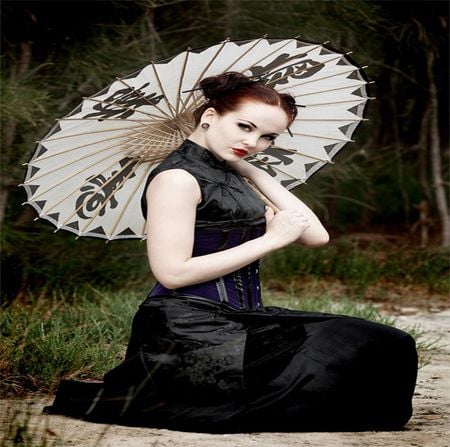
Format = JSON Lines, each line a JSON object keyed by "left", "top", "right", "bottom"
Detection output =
{"left": 46, "top": 72, "right": 418, "bottom": 432}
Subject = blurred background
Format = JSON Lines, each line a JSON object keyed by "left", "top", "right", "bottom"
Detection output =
{"left": 0, "top": 0, "right": 448, "bottom": 395}
{"left": 1, "top": 0, "right": 448, "bottom": 300}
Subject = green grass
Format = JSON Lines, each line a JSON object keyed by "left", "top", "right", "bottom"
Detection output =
{"left": 0, "top": 288, "right": 141, "bottom": 395}
{"left": 261, "top": 242, "right": 449, "bottom": 294}
{"left": 1, "top": 285, "right": 437, "bottom": 397}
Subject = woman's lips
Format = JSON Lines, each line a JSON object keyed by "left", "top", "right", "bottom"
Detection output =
{"left": 232, "top": 148, "right": 248, "bottom": 157}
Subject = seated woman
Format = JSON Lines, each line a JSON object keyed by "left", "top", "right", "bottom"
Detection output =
{"left": 46, "top": 72, "right": 418, "bottom": 433}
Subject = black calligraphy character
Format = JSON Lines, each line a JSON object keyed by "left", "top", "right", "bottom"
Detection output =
{"left": 247, "top": 147, "right": 294, "bottom": 177}
{"left": 76, "top": 158, "right": 138, "bottom": 219}
{"left": 82, "top": 83, "right": 164, "bottom": 121}
{"left": 249, "top": 53, "right": 325, "bottom": 87}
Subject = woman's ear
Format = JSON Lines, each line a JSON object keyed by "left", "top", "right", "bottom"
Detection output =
{"left": 201, "top": 107, "right": 217, "bottom": 125}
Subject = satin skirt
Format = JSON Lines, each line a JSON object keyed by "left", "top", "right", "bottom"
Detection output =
{"left": 46, "top": 296, "right": 418, "bottom": 432}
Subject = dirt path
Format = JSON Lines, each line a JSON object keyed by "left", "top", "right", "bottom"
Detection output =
{"left": 1, "top": 308, "right": 449, "bottom": 447}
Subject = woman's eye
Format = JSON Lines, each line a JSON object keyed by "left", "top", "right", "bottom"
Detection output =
{"left": 238, "top": 123, "right": 251, "bottom": 131}
{"left": 263, "top": 135, "right": 276, "bottom": 142}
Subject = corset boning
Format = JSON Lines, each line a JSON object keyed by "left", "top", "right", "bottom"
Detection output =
{"left": 149, "top": 226, "right": 264, "bottom": 310}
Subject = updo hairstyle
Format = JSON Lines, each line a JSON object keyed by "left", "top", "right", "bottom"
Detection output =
{"left": 192, "top": 72, "right": 297, "bottom": 127}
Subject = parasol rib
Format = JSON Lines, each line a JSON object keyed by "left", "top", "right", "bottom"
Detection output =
{"left": 259, "top": 42, "right": 330, "bottom": 80}
{"left": 277, "top": 66, "right": 368, "bottom": 92}
{"left": 269, "top": 146, "right": 331, "bottom": 162}
{"left": 26, "top": 148, "right": 135, "bottom": 202}
{"left": 221, "top": 37, "right": 267, "bottom": 73}
{"left": 289, "top": 131, "right": 353, "bottom": 142}
{"left": 116, "top": 77, "right": 174, "bottom": 120}
{"left": 40, "top": 124, "right": 149, "bottom": 142}
{"left": 50, "top": 157, "right": 141, "bottom": 230}
{"left": 32, "top": 131, "right": 136, "bottom": 163}
{"left": 83, "top": 97, "right": 165, "bottom": 120}
{"left": 37, "top": 121, "right": 182, "bottom": 162}
{"left": 24, "top": 140, "right": 131, "bottom": 183}
{"left": 265, "top": 52, "right": 353, "bottom": 88}
{"left": 247, "top": 154, "right": 309, "bottom": 181}
{"left": 183, "top": 38, "right": 230, "bottom": 108}
{"left": 293, "top": 118, "right": 367, "bottom": 122}
{"left": 75, "top": 160, "right": 143, "bottom": 237}
{"left": 240, "top": 39, "right": 323, "bottom": 75}
{"left": 299, "top": 98, "right": 372, "bottom": 107}
{"left": 150, "top": 62, "right": 178, "bottom": 119}
{"left": 293, "top": 83, "right": 367, "bottom": 99}
{"left": 107, "top": 164, "right": 153, "bottom": 239}
{"left": 175, "top": 49, "right": 191, "bottom": 115}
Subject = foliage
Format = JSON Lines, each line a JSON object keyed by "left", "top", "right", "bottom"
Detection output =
{"left": 1, "top": 224, "right": 150, "bottom": 302}
{"left": 0, "top": 289, "right": 141, "bottom": 396}
{"left": 0, "top": 0, "right": 448, "bottom": 299}
{"left": 262, "top": 241, "right": 449, "bottom": 294}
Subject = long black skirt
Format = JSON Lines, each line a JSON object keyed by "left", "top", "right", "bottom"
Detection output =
{"left": 46, "top": 296, "right": 418, "bottom": 432}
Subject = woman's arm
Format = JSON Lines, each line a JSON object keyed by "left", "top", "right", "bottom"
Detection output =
{"left": 146, "top": 169, "right": 309, "bottom": 289}
{"left": 232, "top": 160, "right": 329, "bottom": 247}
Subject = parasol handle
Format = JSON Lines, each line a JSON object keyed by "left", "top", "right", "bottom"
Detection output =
{"left": 245, "top": 179, "right": 280, "bottom": 213}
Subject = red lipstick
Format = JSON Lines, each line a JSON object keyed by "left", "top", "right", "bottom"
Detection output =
{"left": 232, "top": 148, "right": 248, "bottom": 157}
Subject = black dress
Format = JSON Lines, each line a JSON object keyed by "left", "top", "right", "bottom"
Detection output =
{"left": 46, "top": 140, "right": 418, "bottom": 432}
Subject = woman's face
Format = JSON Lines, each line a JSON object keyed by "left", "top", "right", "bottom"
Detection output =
{"left": 201, "top": 101, "right": 289, "bottom": 162}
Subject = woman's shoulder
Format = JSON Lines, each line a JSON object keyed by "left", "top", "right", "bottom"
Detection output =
{"left": 148, "top": 168, "right": 199, "bottom": 191}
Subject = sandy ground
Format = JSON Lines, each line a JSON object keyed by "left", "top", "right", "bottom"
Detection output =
{"left": 1, "top": 308, "right": 449, "bottom": 447}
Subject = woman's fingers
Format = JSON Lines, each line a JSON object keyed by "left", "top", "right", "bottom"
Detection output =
{"left": 265, "top": 209, "right": 311, "bottom": 248}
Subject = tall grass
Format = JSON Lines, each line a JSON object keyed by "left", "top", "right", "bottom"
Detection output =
{"left": 262, "top": 242, "right": 449, "bottom": 294}
{"left": 1, "top": 285, "right": 436, "bottom": 396}
{"left": 0, "top": 289, "right": 141, "bottom": 396}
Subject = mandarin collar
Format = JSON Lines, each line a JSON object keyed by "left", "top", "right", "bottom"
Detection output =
{"left": 183, "top": 139, "right": 229, "bottom": 170}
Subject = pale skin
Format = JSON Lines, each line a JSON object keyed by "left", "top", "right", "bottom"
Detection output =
{"left": 146, "top": 101, "right": 329, "bottom": 290}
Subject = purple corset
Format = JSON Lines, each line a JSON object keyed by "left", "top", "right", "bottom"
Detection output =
{"left": 149, "top": 226, "right": 265, "bottom": 310}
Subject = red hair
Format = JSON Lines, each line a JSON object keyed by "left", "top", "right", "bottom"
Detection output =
{"left": 192, "top": 72, "right": 297, "bottom": 127}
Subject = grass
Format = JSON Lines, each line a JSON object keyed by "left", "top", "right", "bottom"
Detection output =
{"left": 0, "top": 288, "right": 141, "bottom": 396}
{"left": 1, "top": 281, "right": 439, "bottom": 397}
{"left": 0, "top": 278, "right": 442, "bottom": 446}
{"left": 261, "top": 242, "right": 449, "bottom": 295}
{"left": 1, "top": 404, "right": 60, "bottom": 447}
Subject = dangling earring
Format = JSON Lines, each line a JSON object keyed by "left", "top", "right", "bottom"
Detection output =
{"left": 201, "top": 123, "right": 210, "bottom": 130}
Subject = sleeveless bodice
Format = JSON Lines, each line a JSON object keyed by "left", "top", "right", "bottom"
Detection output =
{"left": 142, "top": 139, "right": 266, "bottom": 309}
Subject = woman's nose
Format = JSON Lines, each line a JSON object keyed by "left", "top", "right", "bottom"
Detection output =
{"left": 242, "top": 134, "right": 259, "bottom": 148}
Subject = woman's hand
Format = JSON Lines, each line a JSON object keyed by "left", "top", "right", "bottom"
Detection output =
{"left": 264, "top": 206, "right": 310, "bottom": 249}
{"left": 233, "top": 160, "right": 329, "bottom": 247}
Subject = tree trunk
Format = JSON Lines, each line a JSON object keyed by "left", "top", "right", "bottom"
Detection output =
{"left": 0, "top": 189, "right": 9, "bottom": 226}
{"left": 224, "top": 0, "right": 239, "bottom": 39}
{"left": 1, "top": 42, "right": 32, "bottom": 227}
{"left": 426, "top": 50, "right": 450, "bottom": 247}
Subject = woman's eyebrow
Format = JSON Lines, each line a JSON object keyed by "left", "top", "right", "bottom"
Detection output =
{"left": 239, "top": 119, "right": 257, "bottom": 128}
{"left": 239, "top": 119, "right": 279, "bottom": 136}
